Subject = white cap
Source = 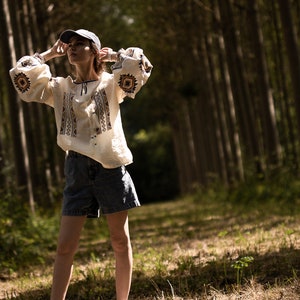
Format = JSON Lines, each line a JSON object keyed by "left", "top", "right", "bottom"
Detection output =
{"left": 60, "top": 29, "right": 101, "bottom": 51}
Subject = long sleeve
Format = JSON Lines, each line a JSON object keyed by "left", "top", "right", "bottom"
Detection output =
{"left": 111, "top": 47, "right": 153, "bottom": 100}
{"left": 9, "top": 56, "right": 54, "bottom": 107}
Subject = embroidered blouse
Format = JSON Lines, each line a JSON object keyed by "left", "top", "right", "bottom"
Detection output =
{"left": 9, "top": 48, "right": 152, "bottom": 168}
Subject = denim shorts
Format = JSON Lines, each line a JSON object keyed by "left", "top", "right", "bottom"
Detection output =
{"left": 62, "top": 151, "right": 140, "bottom": 217}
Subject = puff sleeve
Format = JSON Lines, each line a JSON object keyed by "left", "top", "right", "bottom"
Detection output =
{"left": 9, "top": 55, "right": 54, "bottom": 107}
{"left": 111, "top": 47, "right": 153, "bottom": 100}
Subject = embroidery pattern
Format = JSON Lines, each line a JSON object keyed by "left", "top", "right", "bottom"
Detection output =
{"left": 92, "top": 89, "right": 112, "bottom": 134}
{"left": 14, "top": 73, "right": 31, "bottom": 93}
{"left": 60, "top": 92, "right": 77, "bottom": 137}
{"left": 118, "top": 74, "right": 137, "bottom": 94}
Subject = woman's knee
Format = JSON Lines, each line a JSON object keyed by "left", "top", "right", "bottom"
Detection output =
{"left": 110, "top": 232, "right": 131, "bottom": 254}
{"left": 56, "top": 239, "right": 79, "bottom": 256}
{"left": 106, "top": 211, "right": 131, "bottom": 253}
{"left": 56, "top": 216, "right": 85, "bottom": 256}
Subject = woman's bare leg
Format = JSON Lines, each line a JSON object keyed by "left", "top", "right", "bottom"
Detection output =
{"left": 50, "top": 216, "right": 86, "bottom": 300}
{"left": 106, "top": 211, "right": 132, "bottom": 300}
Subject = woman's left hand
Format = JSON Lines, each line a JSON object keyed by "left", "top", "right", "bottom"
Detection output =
{"left": 99, "top": 47, "right": 117, "bottom": 62}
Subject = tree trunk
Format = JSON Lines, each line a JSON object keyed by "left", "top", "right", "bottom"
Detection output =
{"left": 278, "top": 0, "right": 300, "bottom": 138}
{"left": 270, "top": 1, "right": 298, "bottom": 172}
{"left": 4, "top": 0, "right": 35, "bottom": 212}
{"left": 214, "top": 2, "right": 244, "bottom": 182}
{"left": 247, "top": 0, "right": 282, "bottom": 170}
{"left": 217, "top": 0, "right": 263, "bottom": 176}
{"left": 0, "top": 0, "right": 27, "bottom": 187}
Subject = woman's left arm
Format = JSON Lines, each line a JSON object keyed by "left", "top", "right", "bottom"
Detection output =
{"left": 101, "top": 47, "right": 153, "bottom": 99}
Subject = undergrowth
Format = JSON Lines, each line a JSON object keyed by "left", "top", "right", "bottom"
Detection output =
{"left": 0, "top": 190, "right": 59, "bottom": 279}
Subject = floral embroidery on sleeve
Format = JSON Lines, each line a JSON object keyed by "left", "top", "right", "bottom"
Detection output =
{"left": 14, "top": 73, "right": 31, "bottom": 93}
{"left": 118, "top": 74, "right": 138, "bottom": 94}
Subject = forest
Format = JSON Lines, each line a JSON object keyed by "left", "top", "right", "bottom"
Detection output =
{"left": 1, "top": 0, "right": 300, "bottom": 299}
{"left": 0, "top": 0, "right": 300, "bottom": 209}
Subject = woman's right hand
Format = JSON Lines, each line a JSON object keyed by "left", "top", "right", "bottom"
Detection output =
{"left": 50, "top": 40, "right": 68, "bottom": 58}
{"left": 40, "top": 40, "right": 68, "bottom": 62}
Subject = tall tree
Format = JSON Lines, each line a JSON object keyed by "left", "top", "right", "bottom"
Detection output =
{"left": 269, "top": 1, "right": 298, "bottom": 171}
{"left": 0, "top": 0, "right": 28, "bottom": 190}
{"left": 278, "top": 0, "right": 300, "bottom": 138}
{"left": 214, "top": 2, "right": 244, "bottom": 182}
{"left": 247, "top": 0, "right": 282, "bottom": 169}
{"left": 217, "top": 0, "right": 263, "bottom": 175}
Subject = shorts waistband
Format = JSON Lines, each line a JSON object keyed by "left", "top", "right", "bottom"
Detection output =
{"left": 67, "top": 150, "right": 86, "bottom": 158}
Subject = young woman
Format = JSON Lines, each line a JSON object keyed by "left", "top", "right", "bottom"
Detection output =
{"left": 9, "top": 29, "right": 152, "bottom": 300}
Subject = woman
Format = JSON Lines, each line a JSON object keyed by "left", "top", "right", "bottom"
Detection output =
{"left": 9, "top": 29, "right": 152, "bottom": 300}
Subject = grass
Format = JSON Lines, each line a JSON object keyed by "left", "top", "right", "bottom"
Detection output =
{"left": 1, "top": 188, "right": 300, "bottom": 299}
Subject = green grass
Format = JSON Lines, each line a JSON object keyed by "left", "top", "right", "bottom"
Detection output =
{"left": 1, "top": 185, "right": 300, "bottom": 299}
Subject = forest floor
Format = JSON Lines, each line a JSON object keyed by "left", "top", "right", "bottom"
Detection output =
{"left": 1, "top": 193, "right": 300, "bottom": 299}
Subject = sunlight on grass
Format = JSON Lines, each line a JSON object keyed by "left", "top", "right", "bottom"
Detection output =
{"left": 1, "top": 191, "right": 300, "bottom": 299}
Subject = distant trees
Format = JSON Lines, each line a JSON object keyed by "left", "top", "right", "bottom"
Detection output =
{"left": 0, "top": 0, "right": 65, "bottom": 211}
{"left": 0, "top": 0, "right": 300, "bottom": 208}
{"left": 133, "top": 0, "right": 300, "bottom": 192}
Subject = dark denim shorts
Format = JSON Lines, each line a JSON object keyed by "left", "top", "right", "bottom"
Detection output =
{"left": 62, "top": 151, "right": 140, "bottom": 217}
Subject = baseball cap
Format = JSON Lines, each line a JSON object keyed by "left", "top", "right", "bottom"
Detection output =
{"left": 59, "top": 29, "right": 101, "bottom": 52}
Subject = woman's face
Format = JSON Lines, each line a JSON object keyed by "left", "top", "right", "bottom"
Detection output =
{"left": 67, "top": 36, "right": 95, "bottom": 66}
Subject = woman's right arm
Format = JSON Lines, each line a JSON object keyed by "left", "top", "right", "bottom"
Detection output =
{"left": 8, "top": 40, "right": 67, "bottom": 106}
{"left": 39, "top": 40, "right": 68, "bottom": 62}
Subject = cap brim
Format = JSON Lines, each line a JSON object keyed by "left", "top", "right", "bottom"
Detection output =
{"left": 59, "top": 30, "right": 78, "bottom": 44}
{"left": 59, "top": 29, "right": 101, "bottom": 51}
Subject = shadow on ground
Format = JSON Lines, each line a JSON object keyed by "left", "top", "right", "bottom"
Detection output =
{"left": 11, "top": 247, "right": 300, "bottom": 300}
